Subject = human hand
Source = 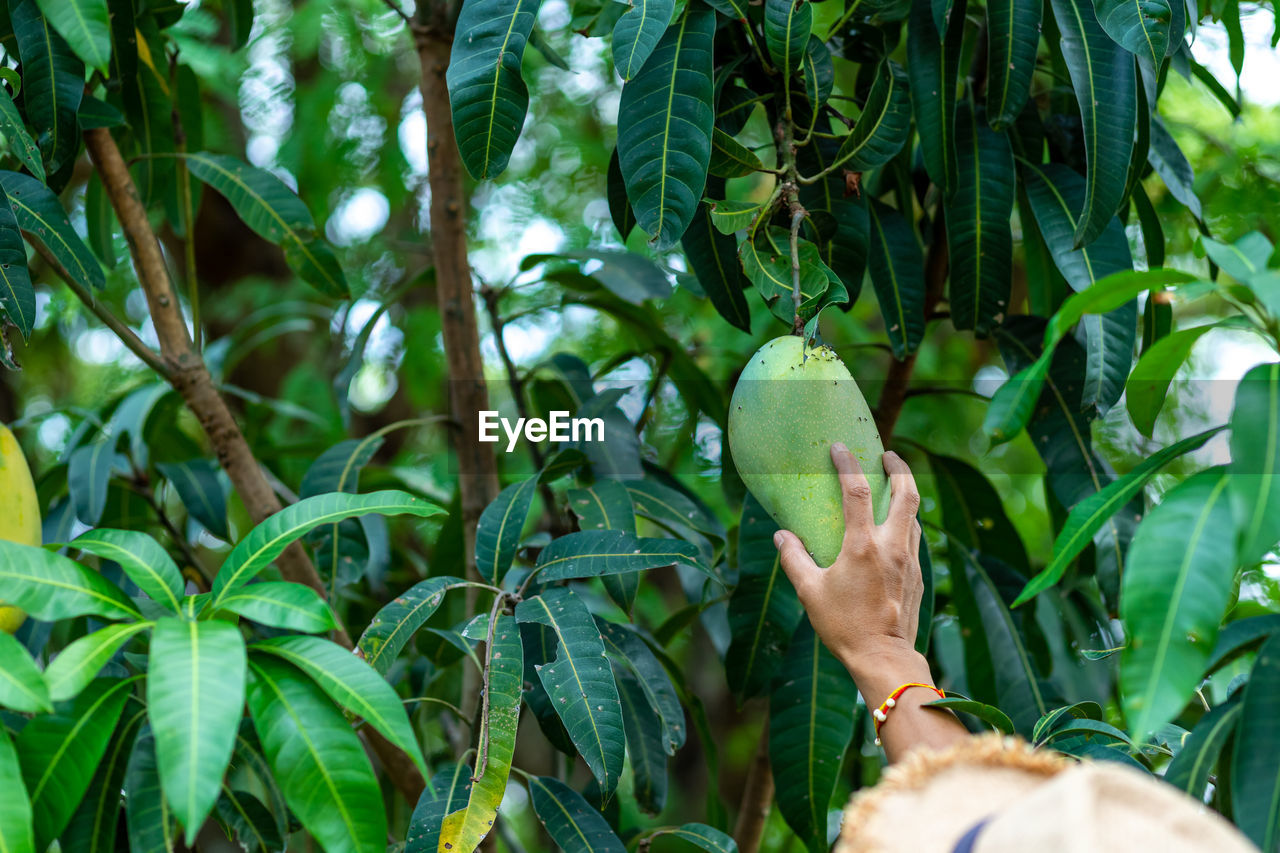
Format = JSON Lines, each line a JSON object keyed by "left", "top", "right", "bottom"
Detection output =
{"left": 773, "top": 444, "right": 924, "bottom": 674}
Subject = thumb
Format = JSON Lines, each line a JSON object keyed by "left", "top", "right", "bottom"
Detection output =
{"left": 774, "top": 530, "right": 819, "bottom": 596}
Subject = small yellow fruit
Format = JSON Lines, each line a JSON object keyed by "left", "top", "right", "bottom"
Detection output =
{"left": 0, "top": 422, "right": 41, "bottom": 634}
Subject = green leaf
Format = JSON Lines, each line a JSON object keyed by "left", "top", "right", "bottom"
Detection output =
{"left": 611, "top": 0, "right": 674, "bottom": 80}
{"left": 218, "top": 582, "right": 337, "bottom": 634}
{"left": 118, "top": 50, "right": 175, "bottom": 211}
{"left": 34, "top": 0, "right": 109, "bottom": 72}
{"left": 708, "top": 128, "right": 764, "bottom": 179}
{"left": 211, "top": 490, "right": 443, "bottom": 603}
{"left": 357, "top": 575, "right": 462, "bottom": 675}
{"left": 124, "top": 724, "right": 178, "bottom": 853}
{"left": 928, "top": 453, "right": 1031, "bottom": 572}
{"left": 476, "top": 478, "right": 540, "bottom": 584}
{"left": 440, "top": 614, "right": 522, "bottom": 849}
{"left": 1094, "top": 0, "right": 1170, "bottom": 69}
{"left": 798, "top": 139, "right": 868, "bottom": 304}
{"left": 707, "top": 198, "right": 768, "bottom": 235}
{"left": 406, "top": 764, "right": 472, "bottom": 853}
{"left": 45, "top": 622, "right": 150, "bottom": 703}
{"left": 1121, "top": 468, "right": 1237, "bottom": 738}
{"left": 445, "top": 0, "right": 542, "bottom": 179}
{"left": 617, "top": 667, "right": 668, "bottom": 814}
{"left": 215, "top": 788, "right": 282, "bottom": 853}
{"left": 0, "top": 540, "right": 138, "bottom": 621}
{"left": 1229, "top": 362, "right": 1280, "bottom": 565}
{"left": 246, "top": 656, "right": 386, "bottom": 853}
{"left": 1232, "top": 634, "right": 1280, "bottom": 850}
{"left": 726, "top": 493, "right": 803, "bottom": 702}
{"left": 69, "top": 437, "right": 113, "bottom": 525}
{"left": 650, "top": 824, "right": 740, "bottom": 853}
{"left": 1164, "top": 700, "right": 1241, "bottom": 800}
{"left": 528, "top": 775, "right": 627, "bottom": 853}
{"left": 1125, "top": 321, "right": 1236, "bottom": 438}
{"left": 1209, "top": 615, "right": 1280, "bottom": 674}
{"left": 1048, "top": 0, "right": 1137, "bottom": 247}
{"left": 597, "top": 619, "right": 686, "bottom": 753}
{"left": 17, "top": 677, "right": 133, "bottom": 850}
{"left": 607, "top": 148, "right": 637, "bottom": 240}
{"left": 0, "top": 630, "right": 50, "bottom": 712}
{"left": 568, "top": 480, "right": 640, "bottom": 611}
{"left": 516, "top": 588, "right": 626, "bottom": 795}
{"left": 831, "top": 60, "right": 911, "bottom": 173}
{"left": 227, "top": 0, "right": 253, "bottom": 49}
{"left": 616, "top": 3, "right": 715, "bottom": 250}
{"left": 251, "top": 635, "right": 428, "bottom": 779}
{"left": 768, "top": 618, "right": 858, "bottom": 853}
{"left": 73, "top": 528, "right": 185, "bottom": 613}
{"left": 986, "top": 0, "right": 1041, "bottom": 128}
{"left": 625, "top": 476, "right": 725, "bottom": 543}
{"left": 182, "top": 152, "right": 348, "bottom": 298}
{"left": 535, "top": 529, "right": 704, "bottom": 582}
{"left": 158, "top": 460, "right": 229, "bottom": 539}
{"left": 682, "top": 197, "right": 751, "bottom": 333}
{"left": 147, "top": 618, "right": 246, "bottom": 844}
{"left": 867, "top": 198, "right": 927, "bottom": 359}
{"left": 764, "top": 0, "right": 811, "bottom": 74}
{"left": 61, "top": 706, "right": 146, "bottom": 853}
{"left": 1202, "top": 231, "right": 1273, "bottom": 285}
{"left": 0, "top": 187, "right": 35, "bottom": 339}
{"left": 947, "top": 101, "right": 1015, "bottom": 335}
{"left": 0, "top": 727, "right": 35, "bottom": 853}
{"left": 1014, "top": 426, "right": 1225, "bottom": 606}
{"left": 801, "top": 35, "right": 833, "bottom": 108}
{"left": 0, "top": 170, "right": 104, "bottom": 289}
{"left": 1039, "top": 717, "right": 1133, "bottom": 745}
{"left": 927, "top": 697, "right": 1016, "bottom": 734}
{"left": 9, "top": 0, "right": 84, "bottom": 175}
{"left": 907, "top": 0, "right": 967, "bottom": 195}
{"left": 0, "top": 85, "right": 46, "bottom": 182}
{"left": 1148, "top": 118, "right": 1201, "bottom": 220}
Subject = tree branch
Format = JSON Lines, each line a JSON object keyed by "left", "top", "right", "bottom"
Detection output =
{"left": 733, "top": 724, "right": 773, "bottom": 853}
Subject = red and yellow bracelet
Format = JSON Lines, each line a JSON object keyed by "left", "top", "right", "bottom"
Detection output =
{"left": 872, "top": 682, "right": 946, "bottom": 746}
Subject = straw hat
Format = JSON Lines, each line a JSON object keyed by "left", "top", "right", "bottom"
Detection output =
{"left": 837, "top": 735, "right": 1258, "bottom": 853}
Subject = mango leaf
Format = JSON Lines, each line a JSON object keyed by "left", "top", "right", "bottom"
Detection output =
{"left": 124, "top": 725, "right": 178, "bottom": 853}
{"left": 867, "top": 198, "right": 926, "bottom": 359}
{"left": 1121, "top": 468, "right": 1237, "bottom": 738}
{"left": 726, "top": 493, "right": 803, "bottom": 702}
{"left": 764, "top": 0, "right": 811, "bottom": 74}
{"left": 569, "top": 479, "right": 640, "bottom": 611}
{"left": 607, "top": 149, "right": 637, "bottom": 239}
{"left": 69, "top": 437, "right": 113, "bottom": 525}
{"left": 215, "top": 788, "right": 282, "bottom": 853}
{"left": 708, "top": 129, "right": 763, "bottom": 178}
{"left": 831, "top": 60, "right": 911, "bottom": 173}
{"left": 446, "top": 0, "right": 542, "bottom": 179}
{"left": 1165, "top": 700, "right": 1241, "bottom": 800}
{"left": 617, "top": 667, "right": 668, "bottom": 814}
{"left": 44, "top": 622, "right": 150, "bottom": 702}
{"left": 1231, "top": 633, "right": 1280, "bottom": 851}
{"left": 927, "top": 696, "right": 1016, "bottom": 734}
{"left": 616, "top": 3, "right": 715, "bottom": 250}
{"left": 528, "top": 775, "right": 627, "bottom": 853}
{"left": 521, "top": 621, "right": 578, "bottom": 755}
{"left": 707, "top": 198, "right": 767, "bottom": 235}
{"left": 1125, "top": 323, "right": 1224, "bottom": 438}
{"left": 649, "top": 824, "right": 740, "bottom": 853}
{"left": 0, "top": 187, "right": 35, "bottom": 338}
{"left": 357, "top": 575, "right": 462, "bottom": 675}
{"left": 406, "top": 764, "right": 471, "bottom": 853}
{"left": 0, "top": 540, "right": 138, "bottom": 621}
{"left": 769, "top": 618, "right": 858, "bottom": 853}
{"left": 1202, "top": 231, "right": 1272, "bottom": 285}
{"left": 119, "top": 51, "right": 175, "bottom": 212}
{"left": 61, "top": 706, "right": 145, "bottom": 853}
{"left": 516, "top": 587, "right": 626, "bottom": 795}
{"left": 34, "top": 0, "right": 109, "bottom": 72}
{"left": 986, "top": 0, "right": 1042, "bottom": 128}
{"left": 0, "top": 728, "right": 34, "bottom": 853}
{"left": 947, "top": 100, "right": 1015, "bottom": 335}
{"left": 597, "top": 619, "right": 686, "bottom": 753}
{"left": 158, "top": 459, "right": 229, "bottom": 539}
{"left": 1094, "top": 0, "right": 1170, "bottom": 69}
{"left": 246, "top": 657, "right": 386, "bottom": 853}
{"left": 72, "top": 528, "right": 185, "bottom": 613}
{"left": 211, "top": 490, "right": 443, "bottom": 602}
{"left": 535, "top": 529, "right": 704, "bottom": 581}
{"left": 148, "top": 618, "right": 246, "bottom": 844}
{"left": 17, "top": 677, "right": 132, "bottom": 850}
{"left": 251, "top": 635, "right": 428, "bottom": 779}
{"left": 0, "top": 171, "right": 103, "bottom": 291}
{"left": 801, "top": 35, "right": 833, "bottom": 107}
{"left": 1148, "top": 118, "right": 1201, "bottom": 220}
{"left": 1208, "top": 614, "right": 1280, "bottom": 674}
{"left": 1048, "top": 0, "right": 1137, "bottom": 247}
{"left": 476, "top": 478, "right": 540, "bottom": 584}
{"left": 1229, "top": 362, "right": 1280, "bottom": 565}
{"left": 217, "top": 582, "right": 337, "bottom": 634}
{"left": 682, "top": 197, "right": 751, "bottom": 333}
{"left": 907, "top": 0, "right": 967, "bottom": 195}
{"left": 928, "top": 453, "right": 1031, "bottom": 572}
{"left": 626, "top": 476, "right": 725, "bottom": 543}
{"left": 1014, "top": 426, "right": 1225, "bottom": 606}
{"left": 612, "top": 0, "right": 674, "bottom": 80}
{"left": 182, "top": 152, "right": 348, "bottom": 298}
{"left": 798, "top": 139, "right": 868, "bottom": 305}
{"left": 439, "top": 614, "right": 522, "bottom": 849}
{"left": 0, "top": 630, "right": 50, "bottom": 712}
{"left": 983, "top": 355, "right": 1052, "bottom": 447}
{"left": 9, "top": 0, "right": 83, "bottom": 175}
{"left": 0, "top": 85, "right": 45, "bottom": 181}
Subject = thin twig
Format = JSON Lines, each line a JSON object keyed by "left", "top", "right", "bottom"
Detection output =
{"left": 474, "top": 592, "right": 507, "bottom": 781}
{"left": 379, "top": 0, "right": 413, "bottom": 25}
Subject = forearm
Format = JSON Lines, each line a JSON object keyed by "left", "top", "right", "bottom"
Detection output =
{"left": 841, "top": 646, "right": 970, "bottom": 763}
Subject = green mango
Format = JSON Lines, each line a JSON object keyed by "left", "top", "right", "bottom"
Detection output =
{"left": 728, "top": 335, "right": 889, "bottom": 565}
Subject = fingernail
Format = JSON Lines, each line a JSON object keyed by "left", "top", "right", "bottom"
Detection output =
{"left": 832, "top": 442, "right": 847, "bottom": 453}
{"left": 773, "top": 531, "right": 784, "bottom": 548}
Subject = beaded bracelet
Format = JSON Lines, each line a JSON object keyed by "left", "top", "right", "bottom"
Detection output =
{"left": 872, "top": 682, "right": 946, "bottom": 746}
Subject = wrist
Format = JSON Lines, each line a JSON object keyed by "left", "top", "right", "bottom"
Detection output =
{"left": 839, "top": 642, "right": 934, "bottom": 709}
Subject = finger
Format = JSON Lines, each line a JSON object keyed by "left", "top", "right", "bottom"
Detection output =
{"left": 910, "top": 517, "right": 923, "bottom": 555}
{"left": 882, "top": 451, "right": 921, "bottom": 537}
{"left": 774, "top": 530, "right": 819, "bottom": 598}
{"left": 831, "top": 442, "right": 875, "bottom": 540}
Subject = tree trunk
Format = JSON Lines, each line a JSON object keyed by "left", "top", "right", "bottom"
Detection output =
{"left": 733, "top": 726, "right": 774, "bottom": 853}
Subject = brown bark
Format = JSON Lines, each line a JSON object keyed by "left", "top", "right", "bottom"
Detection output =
{"left": 733, "top": 726, "right": 774, "bottom": 853}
